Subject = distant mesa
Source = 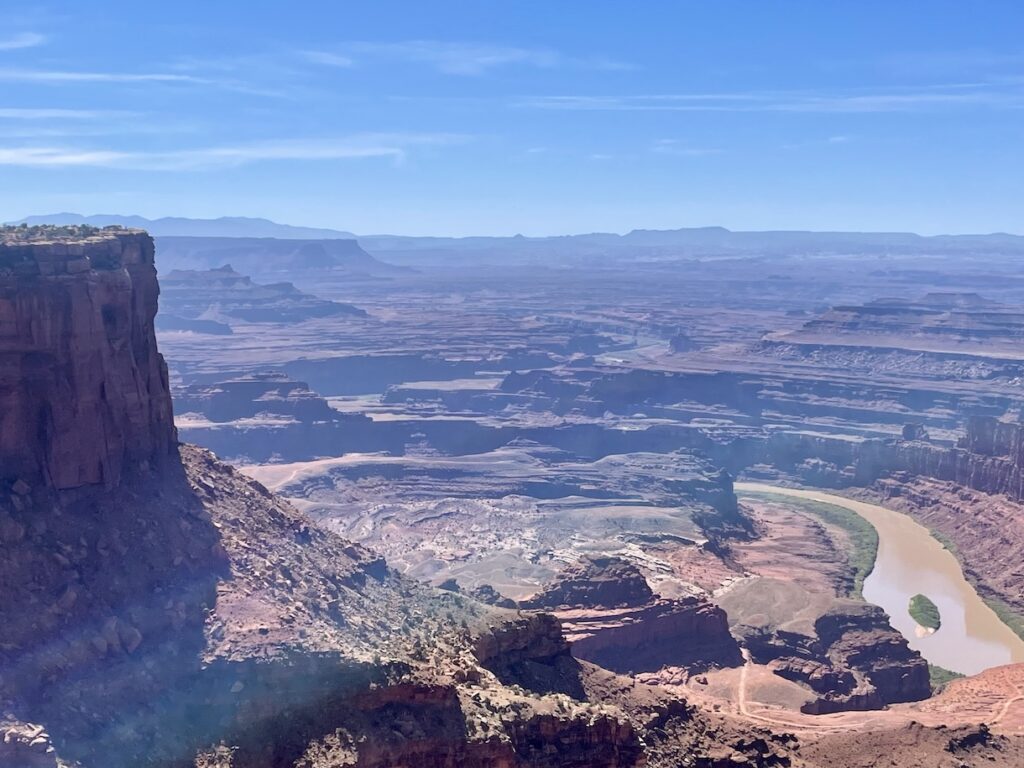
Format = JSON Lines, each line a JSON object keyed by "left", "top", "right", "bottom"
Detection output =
{"left": 354, "top": 225, "right": 1024, "bottom": 267}
{"left": 172, "top": 372, "right": 376, "bottom": 464}
{"left": 155, "top": 236, "right": 406, "bottom": 277}
{"left": 175, "top": 372, "right": 347, "bottom": 424}
{"left": 767, "top": 292, "right": 1024, "bottom": 352}
{"left": 156, "top": 263, "right": 366, "bottom": 333}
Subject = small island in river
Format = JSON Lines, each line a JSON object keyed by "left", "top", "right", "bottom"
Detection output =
{"left": 910, "top": 593, "right": 942, "bottom": 631}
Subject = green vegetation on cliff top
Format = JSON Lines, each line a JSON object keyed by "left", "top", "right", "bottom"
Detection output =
{"left": 1, "top": 223, "right": 126, "bottom": 243}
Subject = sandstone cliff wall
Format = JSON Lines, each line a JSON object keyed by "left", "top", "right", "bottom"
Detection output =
{"left": 754, "top": 416, "right": 1024, "bottom": 502}
{"left": 0, "top": 231, "right": 175, "bottom": 490}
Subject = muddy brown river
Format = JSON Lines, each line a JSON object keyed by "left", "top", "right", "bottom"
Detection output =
{"left": 736, "top": 483, "right": 1024, "bottom": 676}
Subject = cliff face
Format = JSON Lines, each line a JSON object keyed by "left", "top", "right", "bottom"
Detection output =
{"left": 715, "top": 414, "right": 1024, "bottom": 503}
{"left": 0, "top": 230, "right": 175, "bottom": 490}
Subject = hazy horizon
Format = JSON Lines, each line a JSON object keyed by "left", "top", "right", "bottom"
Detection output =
{"left": 12, "top": 211, "right": 1024, "bottom": 240}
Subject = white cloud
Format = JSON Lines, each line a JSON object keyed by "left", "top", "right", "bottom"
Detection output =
{"left": 0, "top": 147, "right": 128, "bottom": 166}
{"left": 0, "top": 67, "right": 288, "bottom": 97}
{"left": 653, "top": 140, "right": 723, "bottom": 157}
{"left": 0, "top": 133, "right": 465, "bottom": 170}
{"left": 0, "top": 108, "right": 125, "bottom": 120}
{"left": 306, "top": 41, "right": 632, "bottom": 76}
{"left": 299, "top": 50, "right": 355, "bottom": 68}
{"left": 0, "top": 68, "right": 205, "bottom": 84}
{"left": 522, "top": 85, "right": 1024, "bottom": 113}
{"left": 0, "top": 32, "right": 45, "bottom": 51}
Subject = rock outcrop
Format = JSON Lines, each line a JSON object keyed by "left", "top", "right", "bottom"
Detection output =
{"left": 521, "top": 557, "right": 742, "bottom": 675}
{"left": 739, "top": 601, "right": 931, "bottom": 714}
{"left": 173, "top": 373, "right": 378, "bottom": 464}
{"left": 175, "top": 372, "right": 345, "bottom": 424}
{"left": 0, "top": 228, "right": 175, "bottom": 490}
{"left": 519, "top": 556, "right": 656, "bottom": 610}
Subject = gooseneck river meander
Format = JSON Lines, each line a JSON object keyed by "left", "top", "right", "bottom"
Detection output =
{"left": 735, "top": 483, "right": 1024, "bottom": 676}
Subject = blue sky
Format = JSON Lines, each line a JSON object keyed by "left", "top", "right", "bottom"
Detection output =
{"left": 1, "top": 1, "right": 1022, "bottom": 235}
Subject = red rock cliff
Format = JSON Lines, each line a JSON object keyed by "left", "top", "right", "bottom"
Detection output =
{"left": 0, "top": 230, "right": 175, "bottom": 490}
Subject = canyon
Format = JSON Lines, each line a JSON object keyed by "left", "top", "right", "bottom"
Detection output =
{"left": 152, "top": 227, "right": 1024, "bottom": 717}
{"left": 4, "top": 224, "right": 1024, "bottom": 766}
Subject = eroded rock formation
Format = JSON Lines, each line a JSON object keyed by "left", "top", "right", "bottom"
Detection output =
{"left": 521, "top": 556, "right": 743, "bottom": 675}
{"left": 738, "top": 601, "right": 931, "bottom": 714}
{"left": 0, "top": 229, "right": 175, "bottom": 490}
{"left": 157, "top": 264, "right": 366, "bottom": 334}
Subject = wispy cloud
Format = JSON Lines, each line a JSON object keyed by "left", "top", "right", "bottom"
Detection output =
{"left": 521, "top": 84, "right": 1024, "bottom": 113}
{"left": 305, "top": 41, "right": 632, "bottom": 76}
{"left": 0, "top": 32, "right": 46, "bottom": 51}
{"left": 0, "top": 66, "right": 292, "bottom": 97}
{"left": 880, "top": 50, "right": 1024, "bottom": 79}
{"left": 0, "top": 133, "right": 465, "bottom": 170}
{"left": 781, "top": 134, "right": 856, "bottom": 151}
{"left": 652, "top": 139, "right": 723, "bottom": 157}
{"left": 299, "top": 50, "right": 355, "bottom": 68}
{"left": 0, "top": 68, "right": 206, "bottom": 84}
{"left": 0, "top": 147, "right": 127, "bottom": 166}
{"left": 0, "top": 108, "right": 129, "bottom": 120}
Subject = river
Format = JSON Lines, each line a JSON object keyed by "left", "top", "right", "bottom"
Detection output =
{"left": 735, "top": 483, "right": 1024, "bottom": 676}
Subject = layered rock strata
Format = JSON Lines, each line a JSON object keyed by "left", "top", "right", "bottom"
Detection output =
{"left": 521, "top": 556, "right": 742, "bottom": 675}
{"left": 738, "top": 601, "right": 931, "bottom": 714}
{"left": 157, "top": 264, "right": 366, "bottom": 332}
{"left": 0, "top": 229, "right": 175, "bottom": 490}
